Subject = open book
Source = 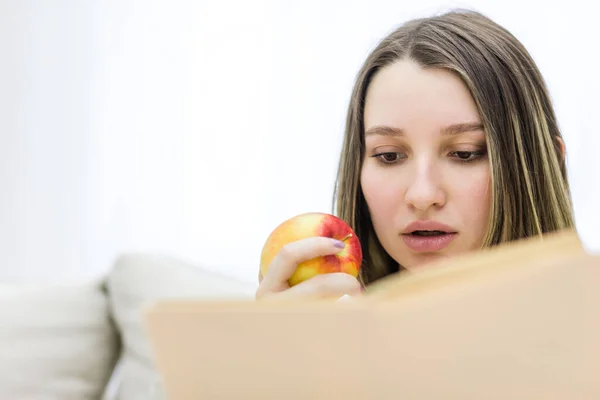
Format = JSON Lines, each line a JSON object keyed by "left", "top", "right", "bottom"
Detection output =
{"left": 143, "top": 229, "right": 599, "bottom": 399}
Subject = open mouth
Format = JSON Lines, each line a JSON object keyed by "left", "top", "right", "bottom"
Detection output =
{"left": 409, "top": 230, "right": 449, "bottom": 237}
{"left": 402, "top": 230, "right": 457, "bottom": 252}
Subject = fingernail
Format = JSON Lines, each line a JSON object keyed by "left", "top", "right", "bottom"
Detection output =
{"left": 332, "top": 239, "right": 345, "bottom": 248}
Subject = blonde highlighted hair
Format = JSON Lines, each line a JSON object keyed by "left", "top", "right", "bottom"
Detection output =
{"left": 333, "top": 9, "right": 575, "bottom": 285}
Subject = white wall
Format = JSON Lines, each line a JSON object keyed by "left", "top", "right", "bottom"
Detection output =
{"left": 1, "top": 0, "right": 598, "bottom": 284}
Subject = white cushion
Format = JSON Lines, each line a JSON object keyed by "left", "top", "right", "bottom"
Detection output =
{"left": 0, "top": 280, "right": 120, "bottom": 400}
{"left": 105, "top": 253, "right": 256, "bottom": 400}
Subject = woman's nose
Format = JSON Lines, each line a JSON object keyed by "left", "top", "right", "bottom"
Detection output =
{"left": 404, "top": 164, "right": 446, "bottom": 211}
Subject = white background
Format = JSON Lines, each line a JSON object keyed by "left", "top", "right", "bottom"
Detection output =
{"left": 1, "top": 0, "right": 598, "bottom": 284}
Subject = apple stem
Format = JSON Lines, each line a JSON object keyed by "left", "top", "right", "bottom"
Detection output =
{"left": 340, "top": 233, "right": 353, "bottom": 242}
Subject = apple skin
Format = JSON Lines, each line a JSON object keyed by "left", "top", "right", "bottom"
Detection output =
{"left": 260, "top": 212, "right": 363, "bottom": 286}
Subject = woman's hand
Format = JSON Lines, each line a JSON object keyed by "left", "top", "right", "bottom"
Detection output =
{"left": 255, "top": 236, "right": 362, "bottom": 300}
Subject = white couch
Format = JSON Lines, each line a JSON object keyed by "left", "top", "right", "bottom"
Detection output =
{"left": 0, "top": 253, "right": 257, "bottom": 400}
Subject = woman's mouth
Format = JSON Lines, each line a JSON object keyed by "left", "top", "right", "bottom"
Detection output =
{"left": 402, "top": 230, "right": 457, "bottom": 252}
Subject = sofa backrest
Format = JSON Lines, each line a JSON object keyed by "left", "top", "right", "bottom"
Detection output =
{"left": 104, "top": 253, "right": 257, "bottom": 400}
{"left": 0, "top": 279, "right": 120, "bottom": 400}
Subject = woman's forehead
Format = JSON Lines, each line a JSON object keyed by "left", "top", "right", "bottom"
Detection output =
{"left": 364, "top": 60, "right": 480, "bottom": 131}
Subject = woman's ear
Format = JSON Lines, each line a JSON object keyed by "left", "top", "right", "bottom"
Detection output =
{"left": 556, "top": 136, "right": 566, "bottom": 162}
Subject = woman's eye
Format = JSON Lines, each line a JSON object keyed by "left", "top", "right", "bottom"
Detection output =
{"left": 373, "top": 152, "right": 403, "bottom": 164}
{"left": 450, "top": 150, "right": 486, "bottom": 162}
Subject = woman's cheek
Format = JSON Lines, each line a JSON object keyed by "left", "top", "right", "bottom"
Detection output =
{"left": 453, "top": 165, "right": 492, "bottom": 236}
{"left": 361, "top": 167, "right": 405, "bottom": 224}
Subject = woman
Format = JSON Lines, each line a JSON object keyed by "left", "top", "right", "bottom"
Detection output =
{"left": 256, "top": 9, "right": 575, "bottom": 300}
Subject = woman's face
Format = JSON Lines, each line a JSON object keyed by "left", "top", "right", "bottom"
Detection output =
{"left": 361, "top": 59, "right": 491, "bottom": 270}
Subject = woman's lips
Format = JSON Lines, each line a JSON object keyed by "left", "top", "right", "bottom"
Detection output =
{"left": 401, "top": 232, "right": 457, "bottom": 252}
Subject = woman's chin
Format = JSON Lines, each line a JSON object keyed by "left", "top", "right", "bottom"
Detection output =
{"left": 400, "top": 252, "right": 455, "bottom": 272}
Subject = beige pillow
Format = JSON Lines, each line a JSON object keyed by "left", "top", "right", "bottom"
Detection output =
{"left": 105, "top": 253, "right": 256, "bottom": 400}
{"left": 0, "top": 279, "right": 120, "bottom": 400}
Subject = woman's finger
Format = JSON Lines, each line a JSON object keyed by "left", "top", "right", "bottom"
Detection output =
{"left": 257, "top": 236, "right": 346, "bottom": 298}
{"left": 262, "top": 272, "right": 362, "bottom": 300}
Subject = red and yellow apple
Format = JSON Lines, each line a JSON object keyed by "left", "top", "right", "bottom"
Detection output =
{"left": 260, "top": 212, "right": 363, "bottom": 286}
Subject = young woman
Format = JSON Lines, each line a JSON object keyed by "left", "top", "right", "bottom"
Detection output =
{"left": 256, "top": 9, "right": 575, "bottom": 300}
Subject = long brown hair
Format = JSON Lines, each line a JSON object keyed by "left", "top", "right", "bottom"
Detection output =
{"left": 332, "top": 9, "right": 575, "bottom": 286}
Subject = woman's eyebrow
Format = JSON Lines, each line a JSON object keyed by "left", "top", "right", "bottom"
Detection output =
{"left": 365, "top": 122, "right": 484, "bottom": 137}
{"left": 441, "top": 122, "right": 484, "bottom": 135}
{"left": 365, "top": 126, "right": 404, "bottom": 137}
